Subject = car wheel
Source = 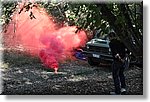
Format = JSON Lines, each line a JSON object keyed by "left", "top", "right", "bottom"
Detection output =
{"left": 88, "top": 57, "right": 100, "bottom": 66}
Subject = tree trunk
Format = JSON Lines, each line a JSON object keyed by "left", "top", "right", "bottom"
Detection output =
{"left": 97, "top": 4, "right": 143, "bottom": 57}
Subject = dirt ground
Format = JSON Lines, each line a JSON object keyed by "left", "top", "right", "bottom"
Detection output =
{"left": 0, "top": 50, "right": 143, "bottom": 95}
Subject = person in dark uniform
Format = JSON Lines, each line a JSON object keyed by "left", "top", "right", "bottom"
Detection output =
{"left": 108, "top": 32, "right": 128, "bottom": 95}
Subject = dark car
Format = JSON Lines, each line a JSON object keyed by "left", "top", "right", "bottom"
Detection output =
{"left": 83, "top": 30, "right": 113, "bottom": 66}
{"left": 83, "top": 29, "right": 135, "bottom": 69}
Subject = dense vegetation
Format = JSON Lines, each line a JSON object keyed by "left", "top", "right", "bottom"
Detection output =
{"left": 1, "top": 1, "right": 143, "bottom": 61}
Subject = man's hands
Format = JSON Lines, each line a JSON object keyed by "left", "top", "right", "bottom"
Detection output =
{"left": 115, "top": 53, "right": 124, "bottom": 62}
{"left": 115, "top": 53, "right": 120, "bottom": 58}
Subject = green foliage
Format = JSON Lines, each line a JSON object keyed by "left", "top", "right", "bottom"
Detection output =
{"left": 39, "top": 1, "right": 143, "bottom": 56}
{"left": 1, "top": 1, "right": 17, "bottom": 25}
{"left": 1, "top": 1, "right": 143, "bottom": 57}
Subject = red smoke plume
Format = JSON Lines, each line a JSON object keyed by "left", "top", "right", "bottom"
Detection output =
{"left": 4, "top": 2, "right": 87, "bottom": 73}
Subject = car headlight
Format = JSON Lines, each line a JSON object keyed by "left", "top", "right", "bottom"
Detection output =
{"left": 86, "top": 45, "right": 89, "bottom": 49}
{"left": 108, "top": 48, "right": 111, "bottom": 54}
